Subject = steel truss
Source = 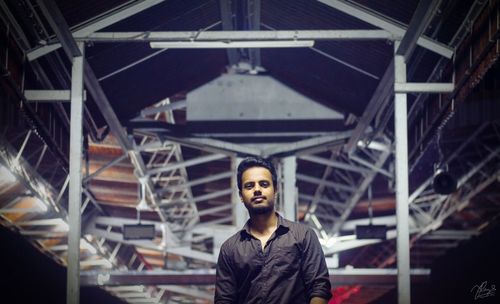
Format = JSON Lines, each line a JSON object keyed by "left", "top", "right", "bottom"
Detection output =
{"left": 0, "top": 129, "right": 126, "bottom": 277}
{"left": 367, "top": 122, "right": 500, "bottom": 269}
{"left": 1, "top": 0, "right": 497, "bottom": 303}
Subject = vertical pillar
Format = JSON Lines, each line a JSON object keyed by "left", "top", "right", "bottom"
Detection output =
{"left": 282, "top": 156, "right": 297, "bottom": 221}
{"left": 231, "top": 156, "right": 247, "bottom": 228}
{"left": 67, "top": 42, "right": 84, "bottom": 304}
{"left": 394, "top": 43, "right": 411, "bottom": 304}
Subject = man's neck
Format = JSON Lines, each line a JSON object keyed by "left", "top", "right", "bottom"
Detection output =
{"left": 249, "top": 211, "right": 278, "bottom": 235}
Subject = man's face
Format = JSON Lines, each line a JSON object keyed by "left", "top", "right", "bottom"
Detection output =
{"left": 240, "top": 166, "right": 276, "bottom": 215}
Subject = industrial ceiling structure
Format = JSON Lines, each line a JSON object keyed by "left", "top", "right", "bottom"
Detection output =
{"left": 1, "top": 0, "right": 500, "bottom": 303}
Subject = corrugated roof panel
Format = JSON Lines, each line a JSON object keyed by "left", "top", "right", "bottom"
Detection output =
{"left": 55, "top": 0, "right": 126, "bottom": 28}
{"left": 355, "top": 0, "right": 418, "bottom": 25}
{"left": 262, "top": 0, "right": 378, "bottom": 30}
{"left": 262, "top": 47, "right": 381, "bottom": 116}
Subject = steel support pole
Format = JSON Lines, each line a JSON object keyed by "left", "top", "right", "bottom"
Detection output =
{"left": 67, "top": 41, "right": 85, "bottom": 304}
{"left": 231, "top": 157, "right": 247, "bottom": 227}
{"left": 282, "top": 156, "right": 297, "bottom": 221}
{"left": 394, "top": 43, "right": 411, "bottom": 304}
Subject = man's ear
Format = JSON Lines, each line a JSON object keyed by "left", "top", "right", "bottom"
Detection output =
{"left": 239, "top": 191, "right": 243, "bottom": 201}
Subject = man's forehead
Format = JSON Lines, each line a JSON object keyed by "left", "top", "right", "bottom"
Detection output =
{"left": 241, "top": 166, "right": 272, "bottom": 180}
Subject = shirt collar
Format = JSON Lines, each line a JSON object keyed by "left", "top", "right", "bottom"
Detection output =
{"left": 240, "top": 212, "right": 290, "bottom": 237}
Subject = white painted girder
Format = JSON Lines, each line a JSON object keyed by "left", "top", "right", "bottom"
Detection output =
{"left": 27, "top": 0, "right": 166, "bottom": 60}
{"left": 82, "top": 30, "right": 394, "bottom": 41}
{"left": 317, "top": 0, "right": 453, "bottom": 58}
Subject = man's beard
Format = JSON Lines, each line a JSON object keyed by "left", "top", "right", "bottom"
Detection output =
{"left": 244, "top": 200, "right": 275, "bottom": 215}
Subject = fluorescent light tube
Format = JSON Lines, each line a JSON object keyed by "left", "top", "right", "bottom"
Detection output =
{"left": 150, "top": 40, "right": 315, "bottom": 49}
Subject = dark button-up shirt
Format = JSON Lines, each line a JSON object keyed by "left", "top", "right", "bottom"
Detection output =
{"left": 215, "top": 214, "right": 331, "bottom": 303}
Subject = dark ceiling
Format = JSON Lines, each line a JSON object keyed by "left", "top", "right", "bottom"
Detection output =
{"left": 1, "top": 0, "right": 500, "bottom": 303}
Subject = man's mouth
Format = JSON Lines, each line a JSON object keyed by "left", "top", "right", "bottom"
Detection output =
{"left": 252, "top": 195, "right": 266, "bottom": 202}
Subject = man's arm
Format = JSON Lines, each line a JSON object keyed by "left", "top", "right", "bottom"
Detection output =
{"left": 301, "top": 228, "right": 332, "bottom": 303}
{"left": 214, "top": 245, "right": 238, "bottom": 303}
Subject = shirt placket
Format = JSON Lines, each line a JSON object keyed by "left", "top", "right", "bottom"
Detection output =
{"left": 250, "top": 235, "right": 267, "bottom": 303}
{"left": 260, "top": 232, "right": 281, "bottom": 303}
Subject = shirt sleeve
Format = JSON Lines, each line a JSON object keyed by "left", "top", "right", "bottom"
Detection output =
{"left": 301, "top": 227, "right": 332, "bottom": 301}
{"left": 214, "top": 244, "right": 238, "bottom": 303}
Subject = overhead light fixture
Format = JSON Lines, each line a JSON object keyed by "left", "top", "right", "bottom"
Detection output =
{"left": 150, "top": 40, "right": 315, "bottom": 49}
{"left": 355, "top": 224, "right": 387, "bottom": 239}
{"left": 123, "top": 224, "right": 156, "bottom": 240}
{"left": 433, "top": 166, "right": 457, "bottom": 195}
{"left": 433, "top": 132, "right": 456, "bottom": 195}
{"left": 357, "top": 139, "right": 390, "bottom": 152}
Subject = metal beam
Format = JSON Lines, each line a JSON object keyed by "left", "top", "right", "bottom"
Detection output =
{"left": 317, "top": 0, "right": 453, "bottom": 58}
{"left": 299, "top": 194, "right": 345, "bottom": 211}
{"left": 341, "top": 215, "right": 417, "bottom": 231}
{"left": 27, "top": 0, "right": 166, "bottom": 60}
{"left": 147, "top": 154, "right": 226, "bottom": 176}
{"left": 197, "top": 204, "right": 232, "bottom": 217}
{"left": 86, "top": 225, "right": 162, "bottom": 251}
{"left": 80, "top": 268, "right": 430, "bottom": 286}
{"left": 282, "top": 156, "right": 297, "bottom": 221}
{"left": 156, "top": 171, "right": 232, "bottom": 194}
{"left": 408, "top": 123, "right": 489, "bottom": 203}
{"left": 231, "top": 157, "right": 247, "bottom": 228}
{"left": 262, "top": 22, "right": 381, "bottom": 80}
{"left": 159, "top": 136, "right": 261, "bottom": 156}
{"left": 263, "top": 132, "right": 351, "bottom": 157}
{"left": 24, "top": 90, "right": 87, "bottom": 102}
{"left": 82, "top": 30, "right": 393, "bottom": 41}
{"left": 344, "top": 60, "right": 394, "bottom": 155}
{"left": 247, "top": 0, "right": 262, "bottom": 69}
{"left": 330, "top": 148, "right": 392, "bottom": 236}
{"left": 299, "top": 154, "right": 371, "bottom": 175}
{"left": 160, "top": 189, "right": 233, "bottom": 206}
{"left": 67, "top": 40, "right": 85, "bottom": 304}
{"left": 219, "top": 0, "right": 240, "bottom": 66}
{"left": 160, "top": 286, "right": 212, "bottom": 301}
{"left": 140, "top": 101, "right": 187, "bottom": 117}
{"left": 376, "top": 167, "right": 500, "bottom": 269}
{"left": 349, "top": 154, "right": 392, "bottom": 178}
{"left": 81, "top": 269, "right": 216, "bottom": 286}
{"left": 83, "top": 154, "right": 128, "bottom": 183}
{"left": 297, "top": 173, "right": 356, "bottom": 193}
{"left": 394, "top": 45, "right": 411, "bottom": 304}
{"left": 422, "top": 230, "right": 478, "bottom": 240}
{"left": 394, "top": 82, "right": 454, "bottom": 93}
{"left": 395, "top": 0, "right": 440, "bottom": 62}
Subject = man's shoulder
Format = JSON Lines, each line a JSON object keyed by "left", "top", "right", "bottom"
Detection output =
{"left": 284, "top": 218, "right": 313, "bottom": 235}
{"left": 220, "top": 229, "right": 244, "bottom": 253}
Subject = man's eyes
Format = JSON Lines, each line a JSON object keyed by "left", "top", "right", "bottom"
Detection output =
{"left": 244, "top": 181, "right": 270, "bottom": 189}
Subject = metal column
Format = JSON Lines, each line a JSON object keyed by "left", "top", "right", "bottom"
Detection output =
{"left": 231, "top": 157, "right": 247, "bottom": 228}
{"left": 67, "top": 42, "right": 85, "bottom": 304}
{"left": 282, "top": 156, "right": 297, "bottom": 221}
{"left": 394, "top": 43, "right": 411, "bottom": 304}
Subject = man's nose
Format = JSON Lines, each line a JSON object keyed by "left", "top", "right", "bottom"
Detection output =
{"left": 253, "top": 184, "right": 261, "bottom": 193}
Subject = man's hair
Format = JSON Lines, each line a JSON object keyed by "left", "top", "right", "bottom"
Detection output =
{"left": 237, "top": 156, "right": 277, "bottom": 192}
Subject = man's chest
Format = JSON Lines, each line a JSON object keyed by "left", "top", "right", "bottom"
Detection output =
{"left": 231, "top": 234, "right": 303, "bottom": 275}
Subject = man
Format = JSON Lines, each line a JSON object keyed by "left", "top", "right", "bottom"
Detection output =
{"left": 215, "top": 156, "right": 332, "bottom": 304}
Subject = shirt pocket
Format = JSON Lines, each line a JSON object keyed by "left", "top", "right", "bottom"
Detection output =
{"left": 273, "top": 245, "right": 301, "bottom": 276}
